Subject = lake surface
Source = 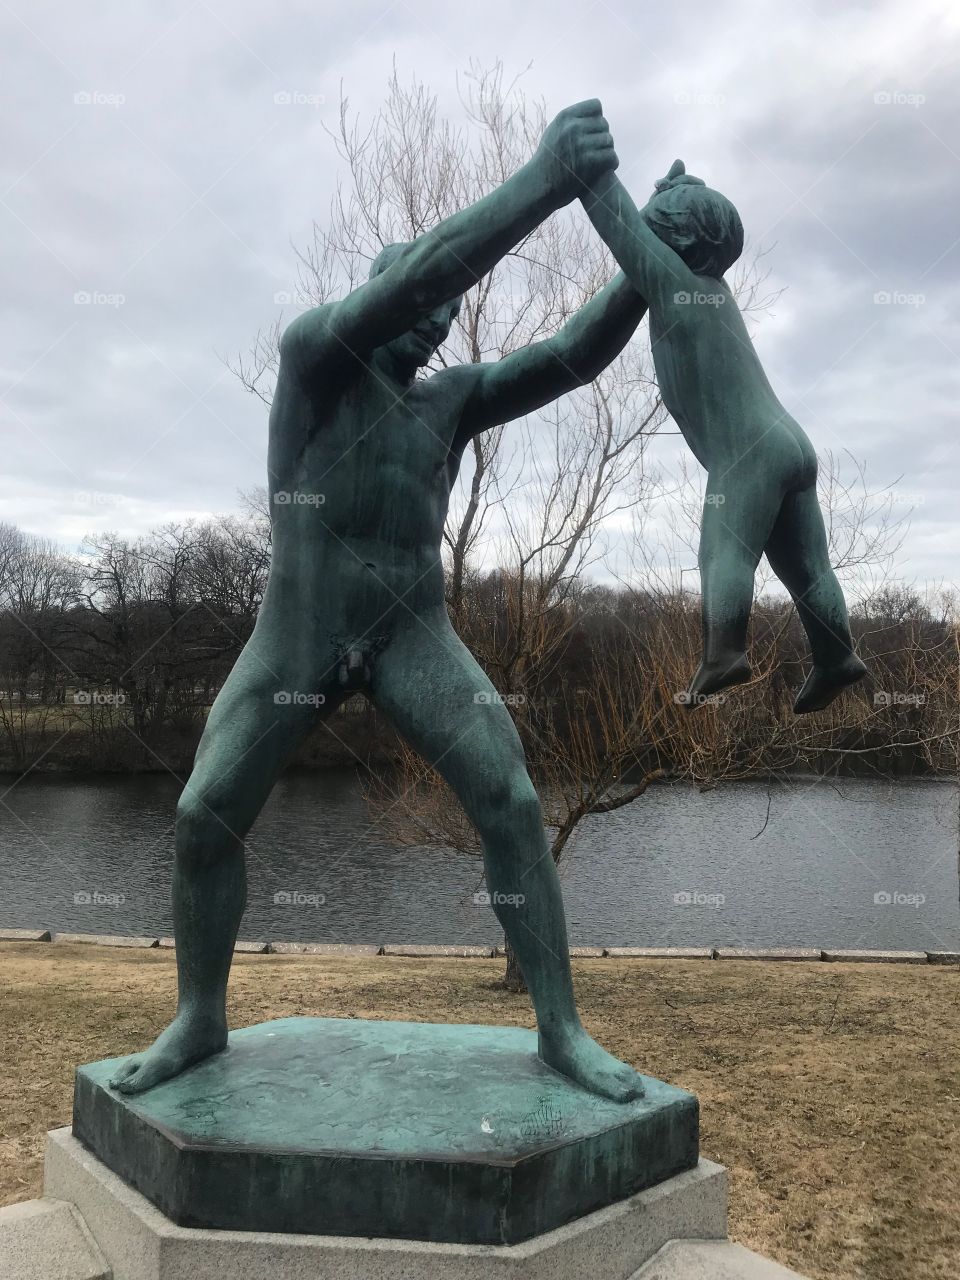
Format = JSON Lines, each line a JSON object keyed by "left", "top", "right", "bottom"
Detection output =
{"left": 0, "top": 772, "right": 957, "bottom": 951}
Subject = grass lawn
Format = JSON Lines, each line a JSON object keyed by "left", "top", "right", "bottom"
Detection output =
{"left": 0, "top": 943, "right": 957, "bottom": 1279}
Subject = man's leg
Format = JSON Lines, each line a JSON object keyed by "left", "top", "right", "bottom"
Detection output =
{"left": 764, "top": 485, "right": 867, "bottom": 713}
{"left": 687, "top": 471, "right": 784, "bottom": 702}
{"left": 370, "top": 609, "right": 644, "bottom": 1103}
{"left": 110, "top": 627, "right": 337, "bottom": 1093}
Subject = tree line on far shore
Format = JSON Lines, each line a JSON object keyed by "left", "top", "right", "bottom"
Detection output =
{"left": 0, "top": 513, "right": 954, "bottom": 785}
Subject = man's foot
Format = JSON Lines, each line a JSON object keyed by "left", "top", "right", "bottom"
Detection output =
{"left": 681, "top": 652, "right": 752, "bottom": 707}
{"left": 793, "top": 654, "right": 867, "bottom": 714}
{"left": 108, "top": 1010, "right": 227, "bottom": 1095}
{"left": 539, "top": 1029, "right": 645, "bottom": 1102}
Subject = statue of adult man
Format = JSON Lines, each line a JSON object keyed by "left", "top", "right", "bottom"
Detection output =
{"left": 110, "top": 100, "right": 649, "bottom": 1102}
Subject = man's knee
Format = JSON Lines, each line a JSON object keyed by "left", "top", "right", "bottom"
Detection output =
{"left": 175, "top": 785, "right": 243, "bottom": 869}
{"left": 475, "top": 768, "right": 542, "bottom": 837}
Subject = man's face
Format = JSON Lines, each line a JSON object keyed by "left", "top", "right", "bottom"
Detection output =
{"left": 389, "top": 297, "right": 462, "bottom": 369}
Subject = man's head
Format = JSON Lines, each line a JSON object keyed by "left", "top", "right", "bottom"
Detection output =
{"left": 641, "top": 165, "right": 743, "bottom": 280}
{"left": 370, "top": 242, "right": 463, "bottom": 372}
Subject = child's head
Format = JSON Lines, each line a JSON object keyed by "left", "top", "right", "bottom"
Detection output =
{"left": 642, "top": 173, "right": 744, "bottom": 280}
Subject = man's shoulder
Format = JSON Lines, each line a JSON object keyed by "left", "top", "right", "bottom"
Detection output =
{"left": 279, "top": 304, "right": 338, "bottom": 362}
{"left": 423, "top": 361, "right": 484, "bottom": 407}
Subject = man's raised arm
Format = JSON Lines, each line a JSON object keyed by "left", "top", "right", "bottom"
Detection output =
{"left": 283, "top": 100, "right": 620, "bottom": 371}
{"left": 580, "top": 168, "right": 696, "bottom": 306}
{"left": 456, "top": 271, "right": 648, "bottom": 440}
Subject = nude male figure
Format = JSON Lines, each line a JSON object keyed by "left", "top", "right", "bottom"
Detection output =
{"left": 110, "top": 101, "right": 650, "bottom": 1102}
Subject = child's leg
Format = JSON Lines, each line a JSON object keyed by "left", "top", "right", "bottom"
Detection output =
{"left": 764, "top": 486, "right": 867, "bottom": 713}
{"left": 687, "top": 473, "right": 783, "bottom": 703}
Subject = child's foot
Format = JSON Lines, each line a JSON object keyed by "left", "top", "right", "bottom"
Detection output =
{"left": 681, "top": 653, "right": 752, "bottom": 707}
{"left": 793, "top": 654, "right": 867, "bottom": 714}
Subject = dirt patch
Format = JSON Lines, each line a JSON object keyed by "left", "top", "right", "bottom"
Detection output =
{"left": 0, "top": 943, "right": 957, "bottom": 1279}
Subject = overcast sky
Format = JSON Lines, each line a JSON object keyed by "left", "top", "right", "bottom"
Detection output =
{"left": 2, "top": 0, "right": 959, "bottom": 594}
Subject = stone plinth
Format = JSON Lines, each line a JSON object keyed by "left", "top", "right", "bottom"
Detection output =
{"left": 44, "top": 1128, "right": 727, "bottom": 1280}
{"left": 72, "top": 1016, "right": 698, "bottom": 1245}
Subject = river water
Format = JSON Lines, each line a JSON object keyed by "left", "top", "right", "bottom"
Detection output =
{"left": 0, "top": 772, "right": 956, "bottom": 951}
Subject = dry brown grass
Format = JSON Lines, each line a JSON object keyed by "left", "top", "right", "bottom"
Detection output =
{"left": 0, "top": 943, "right": 957, "bottom": 1279}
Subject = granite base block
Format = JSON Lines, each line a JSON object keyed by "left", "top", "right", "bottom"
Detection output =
{"left": 44, "top": 1127, "right": 728, "bottom": 1280}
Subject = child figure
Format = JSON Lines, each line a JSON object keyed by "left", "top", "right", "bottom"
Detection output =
{"left": 583, "top": 160, "right": 867, "bottom": 712}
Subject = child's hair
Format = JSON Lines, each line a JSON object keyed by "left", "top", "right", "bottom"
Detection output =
{"left": 643, "top": 183, "right": 744, "bottom": 280}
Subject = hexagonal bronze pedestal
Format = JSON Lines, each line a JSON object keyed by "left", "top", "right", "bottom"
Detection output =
{"left": 73, "top": 1017, "right": 698, "bottom": 1245}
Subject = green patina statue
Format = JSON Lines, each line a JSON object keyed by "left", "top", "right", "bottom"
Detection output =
{"left": 583, "top": 160, "right": 867, "bottom": 712}
{"left": 109, "top": 100, "right": 651, "bottom": 1104}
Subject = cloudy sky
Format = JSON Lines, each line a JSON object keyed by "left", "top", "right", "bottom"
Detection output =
{"left": 3, "top": 0, "right": 959, "bottom": 592}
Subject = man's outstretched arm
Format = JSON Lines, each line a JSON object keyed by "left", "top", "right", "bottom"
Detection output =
{"left": 581, "top": 169, "right": 696, "bottom": 307}
{"left": 283, "top": 101, "right": 619, "bottom": 372}
{"left": 455, "top": 271, "right": 648, "bottom": 440}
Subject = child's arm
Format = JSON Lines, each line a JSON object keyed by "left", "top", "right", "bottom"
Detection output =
{"left": 582, "top": 169, "right": 697, "bottom": 308}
